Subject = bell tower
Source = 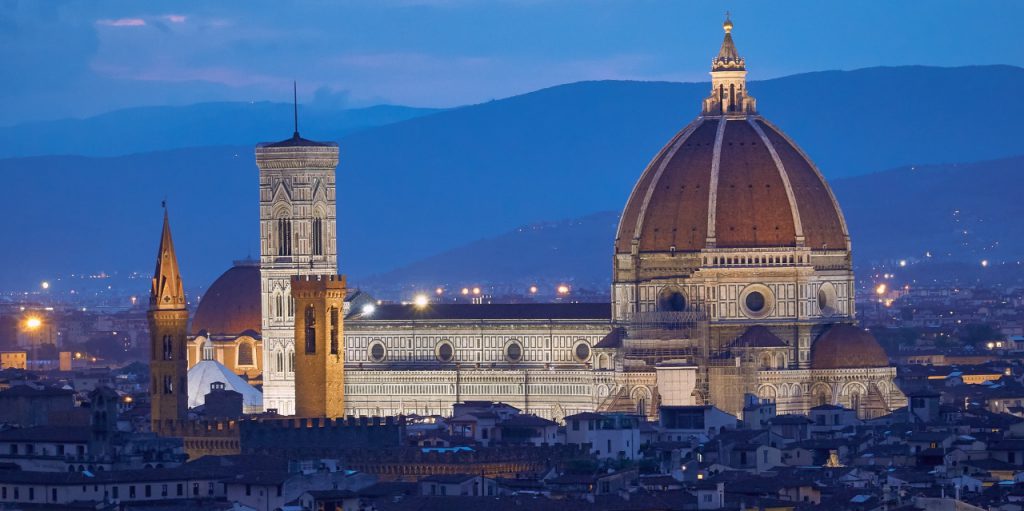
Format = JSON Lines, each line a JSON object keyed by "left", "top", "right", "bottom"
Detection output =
{"left": 257, "top": 86, "right": 340, "bottom": 415}
{"left": 291, "top": 274, "right": 346, "bottom": 418}
{"left": 148, "top": 210, "right": 189, "bottom": 433}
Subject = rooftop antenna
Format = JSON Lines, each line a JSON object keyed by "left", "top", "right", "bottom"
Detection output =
{"left": 293, "top": 81, "right": 299, "bottom": 139}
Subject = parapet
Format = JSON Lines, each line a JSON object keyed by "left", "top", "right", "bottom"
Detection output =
{"left": 291, "top": 274, "right": 347, "bottom": 294}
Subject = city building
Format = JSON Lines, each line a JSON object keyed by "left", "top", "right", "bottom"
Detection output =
{"left": 180, "top": 18, "right": 904, "bottom": 422}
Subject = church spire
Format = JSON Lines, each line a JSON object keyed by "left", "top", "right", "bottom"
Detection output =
{"left": 703, "top": 13, "right": 756, "bottom": 116}
{"left": 150, "top": 208, "right": 186, "bottom": 310}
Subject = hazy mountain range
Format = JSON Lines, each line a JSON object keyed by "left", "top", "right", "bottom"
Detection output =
{"left": 0, "top": 65, "right": 1021, "bottom": 295}
{"left": 362, "top": 155, "right": 1024, "bottom": 295}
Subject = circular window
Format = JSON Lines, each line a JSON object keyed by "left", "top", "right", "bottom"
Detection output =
{"left": 739, "top": 284, "right": 774, "bottom": 319}
{"left": 745, "top": 292, "right": 766, "bottom": 313}
{"left": 657, "top": 288, "right": 687, "bottom": 312}
{"left": 436, "top": 341, "right": 454, "bottom": 362}
{"left": 368, "top": 341, "right": 386, "bottom": 362}
{"left": 574, "top": 341, "right": 591, "bottom": 362}
{"left": 505, "top": 341, "right": 523, "bottom": 362}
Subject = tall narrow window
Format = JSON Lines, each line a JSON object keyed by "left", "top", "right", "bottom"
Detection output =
{"left": 288, "top": 296, "right": 295, "bottom": 317}
{"left": 237, "top": 341, "right": 254, "bottom": 366}
{"left": 163, "top": 335, "right": 173, "bottom": 360}
{"left": 729, "top": 83, "right": 736, "bottom": 111}
{"left": 312, "top": 218, "right": 323, "bottom": 256}
{"left": 277, "top": 218, "right": 292, "bottom": 256}
{"left": 275, "top": 294, "right": 283, "bottom": 319}
{"left": 288, "top": 351, "right": 294, "bottom": 372}
{"left": 304, "top": 305, "right": 316, "bottom": 354}
{"left": 329, "top": 307, "right": 339, "bottom": 355}
{"left": 163, "top": 375, "right": 173, "bottom": 394}
{"left": 276, "top": 351, "right": 284, "bottom": 373}
{"left": 201, "top": 341, "right": 214, "bottom": 361}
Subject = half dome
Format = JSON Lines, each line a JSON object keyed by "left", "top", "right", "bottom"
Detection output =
{"left": 192, "top": 261, "right": 262, "bottom": 336}
{"left": 811, "top": 324, "right": 889, "bottom": 370}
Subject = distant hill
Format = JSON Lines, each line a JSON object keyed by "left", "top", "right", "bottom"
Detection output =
{"left": 0, "top": 102, "right": 439, "bottom": 158}
{"left": 0, "top": 66, "right": 1022, "bottom": 291}
{"left": 362, "top": 155, "right": 1024, "bottom": 297}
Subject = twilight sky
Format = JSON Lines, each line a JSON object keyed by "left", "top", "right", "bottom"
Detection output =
{"left": 2, "top": 0, "right": 1021, "bottom": 125}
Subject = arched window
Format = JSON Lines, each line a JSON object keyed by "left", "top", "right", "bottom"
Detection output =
{"left": 312, "top": 217, "right": 324, "bottom": 256}
{"left": 288, "top": 350, "right": 294, "bottom": 372}
{"left": 329, "top": 307, "right": 339, "bottom": 355}
{"left": 729, "top": 83, "right": 736, "bottom": 111}
{"left": 274, "top": 293, "right": 284, "bottom": 319}
{"left": 163, "top": 335, "right": 173, "bottom": 360}
{"left": 275, "top": 350, "right": 284, "bottom": 373}
{"left": 288, "top": 296, "right": 295, "bottom": 317}
{"left": 237, "top": 341, "right": 254, "bottom": 366}
{"left": 304, "top": 305, "right": 316, "bottom": 354}
{"left": 201, "top": 341, "right": 214, "bottom": 361}
{"left": 277, "top": 217, "right": 292, "bottom": 256}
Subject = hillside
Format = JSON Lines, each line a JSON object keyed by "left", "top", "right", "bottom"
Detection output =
{"left": 0, "top": 66, "right": 1021, "bottom": 291}
{"left": 0, "top": 102, "right": 439, "bottom": 158}
{"left": 362, "top": 156, "right": 1024, "bottom": 297}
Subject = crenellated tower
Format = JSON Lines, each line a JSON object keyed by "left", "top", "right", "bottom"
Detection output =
{"left": 148, "top": 210, "right": 189, "bottom": 432}
{"left": 292, "top": 274, "right": 346, "bottom": 418}
{"left": 257, "top": 93, "right": 340, "bottom": 415}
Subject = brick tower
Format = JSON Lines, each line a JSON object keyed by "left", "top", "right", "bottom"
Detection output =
{"left": 291, "top": 274, "right": 346, "bottom": 418}
{"left": 148, "top": 210, "right": 189, "bottom": 432}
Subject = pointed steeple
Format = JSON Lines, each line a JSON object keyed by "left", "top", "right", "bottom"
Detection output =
{"left": 702, "top": 14, "right": 756, "bottom": 116}
{"left": 150, "top": 208, "right": 186, "bottom": 310}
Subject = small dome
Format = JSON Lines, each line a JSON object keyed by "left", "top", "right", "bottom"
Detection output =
{"left": 187, "top": 360, "right": 262, "bottom": 411}
{"left": 731, "top": 325, "right": 787, "bottom": 348}
{"left": 811, "top": 324, "right": 889, "bottom": 370}
{"left": 192, "top": 261, "right": 262, "bottom": 336}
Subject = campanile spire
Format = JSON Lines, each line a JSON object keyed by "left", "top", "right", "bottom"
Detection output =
{"left": 151, "top": 208, "right": 186, "bottom": 310}
{"left": 702, "top": 14, "right": 757, "bottom": 116}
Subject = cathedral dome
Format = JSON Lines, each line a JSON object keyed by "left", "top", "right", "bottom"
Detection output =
{"left": 811, "top": 324, "right": 889, "bottom": 370}
{"left": 614, "top": 21, "right": 848, "bottom": 255}
{"left": 192, "top": 261, "right": 262, "bottom": 336}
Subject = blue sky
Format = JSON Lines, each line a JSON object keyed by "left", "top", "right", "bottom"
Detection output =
{"left": 2, "top": 0, "right": 1020, "bottom": 125}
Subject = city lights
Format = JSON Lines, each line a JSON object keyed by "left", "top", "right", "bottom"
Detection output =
{"left": 461, "top": 288, "right": 469, "bottom": 295}
{"left": 435, "top": 287, "right": 444, "bottom": 295}
{"left": 557, "top": 285, "right": 570, "bottom": 295}
{"left": 40, "top": 281, "right": 49, "bottom": 290}
{"left": 24, "top": 316, "right": 42, "bottom": 330}
{"left": 875, "top": 284, "right": 887, "bottom": 295}
{"left": 981, "top": 259, "right": 989, "bottom": 267}
{"left": 413, "top": 294, "right": 429, "bottom": 308}
{"left": 899, "top": 260, "right": 907, "bottom": 267}
{"left": 529, "top": 285, "right": 538, "bottom": 294}
{"left": 361, "top": 303, "right": 376, "bottom": 316}
{"left": 472, "top": 287, "right": 481, "bottom": 296}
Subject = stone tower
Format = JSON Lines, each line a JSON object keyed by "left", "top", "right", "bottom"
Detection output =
{"left": 256, "top": 115, "right": 339, "bottom": 415}
{"left": 148, "top": 211, "right": 189, "bottom": 432}
{"left": 292, "top": 274, "right": 346, "bottom": 418}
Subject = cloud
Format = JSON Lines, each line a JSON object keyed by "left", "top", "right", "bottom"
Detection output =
{"left": 165, "top": 15, "right": 187, "bottom": 24}
{"left": 97, "top": 18, "right": 147, "bottom": 27}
